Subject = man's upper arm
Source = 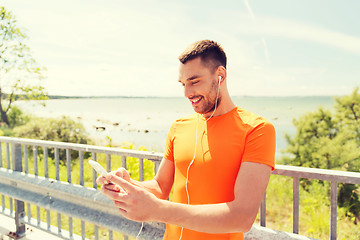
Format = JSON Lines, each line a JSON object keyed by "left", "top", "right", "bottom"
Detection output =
{"left": 154, "top": 158, "right": 175, "bottom": 199}
{"left": 233, "top": 162, "right": 272, "bottom": 221}
{"left": 241, "top": 121, "right": 276, "bottom": 170}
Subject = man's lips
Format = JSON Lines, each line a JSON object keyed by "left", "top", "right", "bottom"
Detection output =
{"left": 189, "top": 96, "right": 202, "bottom": 106}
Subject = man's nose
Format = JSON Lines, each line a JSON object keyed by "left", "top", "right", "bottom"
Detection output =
{"left": 184, "top": 85, "right": 194, "bottom": 99}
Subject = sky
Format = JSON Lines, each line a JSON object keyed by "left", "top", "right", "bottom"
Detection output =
{"left": 1, "top": 0, "right": 360, "bottom": 97}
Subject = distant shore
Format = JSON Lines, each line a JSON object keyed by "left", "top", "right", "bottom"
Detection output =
{"left": 47, "top": 95, "right": 166, "bottom": 99}
{"left": 15, "top": 96, "right": 336, "bottom": 157}
{"left": 46, "top": 95, "right": 336, "bottom": 99}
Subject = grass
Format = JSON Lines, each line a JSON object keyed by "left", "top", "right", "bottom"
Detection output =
{"left": 1, "top": 143, "right": 359, "bottom": 240}
{"left": 254, "top": 175, "right": 360, "bottom": 240}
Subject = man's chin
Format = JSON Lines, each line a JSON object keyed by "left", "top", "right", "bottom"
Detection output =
{"left": 193, "top": 106, "right": 215, "bottom": 116}
{"left": 192, "top": 107, "right": 204, "bottom": 115}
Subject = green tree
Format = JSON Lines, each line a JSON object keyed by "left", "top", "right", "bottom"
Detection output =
{"left": 281, "top": 87, "right": 360, "bottom": 223}
{"left": 0, "top": 6, "right": 47, "bottom": 126}
{"left": 282, "top": 87, "right": 360, "bottom": 171}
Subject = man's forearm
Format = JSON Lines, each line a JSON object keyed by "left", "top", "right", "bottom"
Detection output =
{"left": 102, "top": 162, "right": 269, "bottom": 234}
{"left": 153, "top": 199, "right": 255, "bottom": 233}
{"left": 127, "top": 158, "right": 174, "bottom": 200}
{"left": 129, "top": 178, "right": 169, "bottom": 200}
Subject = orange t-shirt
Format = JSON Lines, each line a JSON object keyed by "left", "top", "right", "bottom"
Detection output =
{"left": 163, "top": 107, "right": 276, "bottom": 240}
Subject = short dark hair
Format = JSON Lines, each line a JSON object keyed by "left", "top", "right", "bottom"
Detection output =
{"left": 178, "top": 40, "right": 227, "bottom": 71}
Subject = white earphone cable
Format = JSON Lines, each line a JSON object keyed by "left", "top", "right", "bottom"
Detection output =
{"left": 178, "top": 77, "right": 221, "bottom": 240}
{"left": 136, "top": 222, "right": 144, "bottom": 240}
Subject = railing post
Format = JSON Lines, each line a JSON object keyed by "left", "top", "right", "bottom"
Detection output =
{"left": 0, "top": 142, "right": 3, "bottom": 168}
{"left": 260, "top": 192, "right": 266, "bottom": 227}
{"left": 92, "top": 152, "right": 97, "bottom": 189}
{"left": 79, "top": 151, "right": 84, "bottom": 186}
{"left": 122, "top": 156, "right": 127, "bottom": 169}
{"left": 12, "top": 143, "right": 26, "bottom": 237}
{"left": 6, "top": 143, "right": 10, "bottom": 169}
{"left": 106, "top": 154, "right": 111, "bottom": 173}
{"left": 293, "top": 177, "right": 299, "bottom": 234}
{"left": 330, "top": 181, "right": 337, "bottom": 240}
{"left": 43, "top": 147, "right": 49, "bottom": 178}
{"left": 139, "top": 158, "right": 144, "bottom": 181}
{"left": 55, "top": 148, "right": 60, "bottom": 181}
{"left": 154, "top": 161, "right": 160, "bottom": 174}
{"left": 66, "top": 149, "right": 73, "bottom": 238}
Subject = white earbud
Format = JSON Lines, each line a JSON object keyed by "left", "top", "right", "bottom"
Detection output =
{"left": 218, "top": 76, "right": 222, "bottom": 84}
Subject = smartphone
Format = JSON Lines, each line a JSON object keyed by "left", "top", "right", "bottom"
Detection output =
{"left": 88, "top": 160, "right": 108, "bottom": 177}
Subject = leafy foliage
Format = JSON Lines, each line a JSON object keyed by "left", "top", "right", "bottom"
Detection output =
{"left": 7, "top": 105, "right": 29, "bottom": 126}
{"left": 0, "top": 6, "right": 47, "bottom": 126}
{"left": 281, "top": 87, "right": 360, "bottom": 223}
{"left": 13, "top": 116, "right": 93, "bottom": 164}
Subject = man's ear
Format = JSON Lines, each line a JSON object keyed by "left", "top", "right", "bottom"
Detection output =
{"left": 216, "top": 66, "right": 227, "bottom": 83}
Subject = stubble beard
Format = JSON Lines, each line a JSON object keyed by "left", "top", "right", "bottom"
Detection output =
{"left": 194, "top": 81, "right": 221, "bottom": 116}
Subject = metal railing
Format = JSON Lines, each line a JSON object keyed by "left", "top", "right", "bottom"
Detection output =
{"left": 269, "top": 165, "right": 360, "bottom": 240}
{"left": 0, "top": 136, "right": 360, "bottom": 240}
{"left": 0, "top": 136, "right": 165, "bottom": 240}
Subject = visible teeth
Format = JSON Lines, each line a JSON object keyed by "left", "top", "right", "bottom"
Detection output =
{"left": 191, "top": 98, "right": 201, "bottom": 103}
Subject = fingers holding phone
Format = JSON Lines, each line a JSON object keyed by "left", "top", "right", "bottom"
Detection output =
{"left": 89, "top": 160, "right": 131, "bottom": 190}
{"left": 114, "top": 167, "right": 131, "bottom": 182}
{"left": 103, "top": 182, "right": 124, "bottom": 193}
{"left": 96, "top": 168, "right": 131, "bottom": 186}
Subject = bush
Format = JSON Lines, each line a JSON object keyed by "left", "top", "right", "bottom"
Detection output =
{"left": 13, "top": 116, "right": 93, "bottom": 164}
{"left": 8, "top": 106, "right": 30, "bottom": 127}
{"left": 0, "top": 126, "right": 13, "bottom": 136}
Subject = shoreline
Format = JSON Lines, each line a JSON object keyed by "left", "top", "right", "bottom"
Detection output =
{"left": 80, "top": 116, "right": 167, "bottom": 152}
{"left": 14, "top": 96, "right": 336, "bottom": 158}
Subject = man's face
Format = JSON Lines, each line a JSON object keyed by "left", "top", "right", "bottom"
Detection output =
{"left": 178, "top": 57, "right": 220, "bottom": 117}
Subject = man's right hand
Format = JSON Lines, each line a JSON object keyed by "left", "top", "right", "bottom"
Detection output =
{"left": 96, "top": 167, "right": 131, "bottom": 185}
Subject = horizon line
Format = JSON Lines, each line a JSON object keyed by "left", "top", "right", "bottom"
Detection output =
{"left": 46, "top": 94, "right": 338, "bottom": 99}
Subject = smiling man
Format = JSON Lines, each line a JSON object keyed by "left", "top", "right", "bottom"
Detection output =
{"left": 98, "top": 40, "right": 276, "bottom": 240}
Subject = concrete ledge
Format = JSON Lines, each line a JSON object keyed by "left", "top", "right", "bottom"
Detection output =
{"left": 0, "top": 214, "right": 65, "bottom": 240}
{"left": 1, "top": 212, "right": 319, "bottom": 240}
{"left": 245, "top": 225, "right": 318, "bottom": 240}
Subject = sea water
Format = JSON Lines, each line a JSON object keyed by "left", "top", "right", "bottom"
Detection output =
{"left": 15, "top": 96, "right": 335, "bottom": 159}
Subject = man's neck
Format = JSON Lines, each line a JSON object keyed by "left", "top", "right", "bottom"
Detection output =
{"left": 202, "top": 98, "right": 235, "bottom": 119}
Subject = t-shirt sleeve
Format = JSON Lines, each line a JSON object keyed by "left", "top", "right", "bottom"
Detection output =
{"left": 164, "top": 121, "right": 176, "bottom": 162}
{"left": 242, "top": 120, "right": 276, "bottom": 170}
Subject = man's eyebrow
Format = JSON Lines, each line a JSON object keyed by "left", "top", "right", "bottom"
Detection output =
{"left": 188, "top": 75, "right": 201, "bottom": 81}
{"left": 178, "top": 75, "right": 202, "bottom": 83}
